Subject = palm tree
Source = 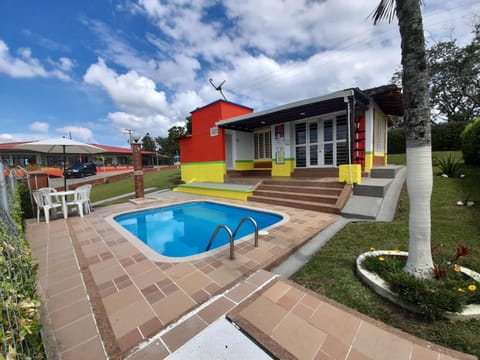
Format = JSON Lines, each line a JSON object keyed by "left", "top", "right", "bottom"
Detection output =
{"left": 372, "top": 0, "right": 434, "bottom": 278}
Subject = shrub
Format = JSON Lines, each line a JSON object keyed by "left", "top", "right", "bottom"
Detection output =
{"left": 437, "top": 154, "right": 463, "bottom": 177}
{"left": 431, "top": 121, "right": 469, "bottom": 151}
{"left": 387, "top": 128, "right": 406, "bottom": 154}
{"left": 0, "top": 186, "right": 44, "bottom": 359}
{"left": 362, "top": 254, "right": 479, "bottom": 320}
{"left": 461, "top": 118, "right": 480, "bottom": 166}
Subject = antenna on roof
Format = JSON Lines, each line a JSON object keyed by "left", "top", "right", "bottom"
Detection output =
{"left": 209, "top": 78, "right": 227, "bottom": 101}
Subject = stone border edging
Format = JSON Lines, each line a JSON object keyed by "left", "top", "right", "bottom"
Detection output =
{"left": 356, "top": 250, "right": 480, "bottom": 320}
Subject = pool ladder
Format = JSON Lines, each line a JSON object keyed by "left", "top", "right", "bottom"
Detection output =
{"left": 205, "top": 216, "right": 259, "bottom": 260}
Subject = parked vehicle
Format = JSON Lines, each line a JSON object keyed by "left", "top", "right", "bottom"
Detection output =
{"left": 64, "top": 162, "right": 97, "bottom": 178}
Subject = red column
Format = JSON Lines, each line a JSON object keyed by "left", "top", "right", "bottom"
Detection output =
{"left": 131, "top": 143, "right": 144, "bottom": 198}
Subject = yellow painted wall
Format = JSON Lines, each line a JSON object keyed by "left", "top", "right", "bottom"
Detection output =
{"left": 235, "top": 160, "right": 253, "bottom": 170}
{"left": 174, "top": 186, "right": 252, "bottom": 201}
{"left": 181, "top": 161, "right": 226, "bottom": 183}
{"left": 272, "top": 159, "right": 294, "bottom": 177}
{"left": 339, "top": 164, "right": 362, "bottom": 184}
{"left": 365, "top": 152, "right": 373, "bottom": 173}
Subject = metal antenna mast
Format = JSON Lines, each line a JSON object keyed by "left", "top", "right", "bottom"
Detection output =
{"left": 209, "top": 78, "right": 227, "bottom": 101}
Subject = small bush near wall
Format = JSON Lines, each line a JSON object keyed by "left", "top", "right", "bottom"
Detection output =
{"left": 0, "top": 186, "right": 44, "bottom": 359}
{"left": 461, "top": 118, "right": 480, "bottom": 166}
{"left": 389, "top": 121, "right": 469, "bottom": 155}
{"left": 387, "top": 128, "right": 406, "bottom": 154}
{"left": 432, "top": 121, "right": 469, "bottom": 151}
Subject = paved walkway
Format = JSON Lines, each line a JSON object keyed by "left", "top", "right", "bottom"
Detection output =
{"left": 25, "top": 190, "right": 477, "bottom": 360}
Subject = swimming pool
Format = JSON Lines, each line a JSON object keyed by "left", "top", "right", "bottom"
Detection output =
{"left": 111, "top": 201, "right": 285, "bottom": 260}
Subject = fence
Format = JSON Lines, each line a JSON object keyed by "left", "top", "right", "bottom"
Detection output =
{"left": 0, "top": 163, "right": 44, "bottom": 359}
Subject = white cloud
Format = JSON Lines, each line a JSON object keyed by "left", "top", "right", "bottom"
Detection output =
{"left": 0, "top": 134, "right": 14, "bottom": 141}
{"left": 84, "top": 58, "right": 169, "bottom": 115}
{"left": 29, "top": 121, "right": 49, "bottom": 133}
{"left": 56, "top": 126, "right": 93, "bottom": 141}
{"left": 0, "top": 39, "right": 72, "bottom": 80}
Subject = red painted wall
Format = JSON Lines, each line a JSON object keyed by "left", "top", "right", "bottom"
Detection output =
{"left": 180, "top": 100, "right": 252, "bottom": 163}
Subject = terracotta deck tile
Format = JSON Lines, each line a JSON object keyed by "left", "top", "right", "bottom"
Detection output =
{"left": 164, "top": 262, "right": 197, "bottom": 280}
{"left": 161, "top": 315, "right": 207, "bottom": 352}
{"left": 191, "top": 289, "right": 210, "bottom": 304}
{"left": 102, "top": 285, "right": 144, "bottom": 316}
{"left": 49, "top": 298, "right": 92, "bottom": 329}
{"left": 113, "top": 274, "right": 133, "bottom": 290}
{"left": 239, "top": 296, "right": 288, "bottom": 335}
{"left": 208, "top": 266, "right": 242, "bottom": 287}
{"left": 411, "top": 343, "right": 442, "bottom": 360}
{"left": 127, "top": 339, "right": 170, "bottom": 360}
{"left": 352, "top": 321, "right": 412, "bottom": 360}
{"left": 263, "top": 281, "right": 291, "bottom": 303}
{"left": 225, "top": 281, "right": 257, "bottom": 304}
{"left": 310, "top": 301, "right": 362, "bottom": 347}
{"left": 176, "top": 270, "right": 212, "bottom": 295}
{"left": 130, "top": 266, "right": 166, "bottom": 289}
{"left": 318, "top": 334, "right": 350, "bottom": 360}
{"left": 46, "top": 272, "right": 84, "bottom": 297}
{"left": 246, "top": 269, "right": 276, "bottom": 287}
{"left": 47, "top": 285, "right": 86, "bottom": 313}
{"left": 54, "top": 315, "right": 98, "bottom": 353}
{"left": 292, "top": 302, "right": 315, "bottom": 321}
{"left": 89, "top": 260, "right": 125, "bottom": 285}
{"left": 125, "top": 259, "right": 156, "bottom": 278}
{"left": 108, "top": 299, "right": 157, "bottom": 338}
{"left": 197, "top": 297, "right": 236, "bottom": 324}
{"left": 152, "top": 290, "right": 196, "bottom": 325}
{"left": 117, "top": 328, "right": 143, "bottom": 353}
{"left": 139, "top": 317, "right": 163, "bottom": 338}
{"left": 61, "top": 336, "right": 105, "bottom": 360}
{"left": 272, "top": 312, "right": 327, "bottom": 360}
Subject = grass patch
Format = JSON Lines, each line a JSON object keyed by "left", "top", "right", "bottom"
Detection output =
{"left": 90, "top": 168, "right": 180, "bottom": 204}
{"left": 291, "top": 153, "right": 480, "bottom": 357}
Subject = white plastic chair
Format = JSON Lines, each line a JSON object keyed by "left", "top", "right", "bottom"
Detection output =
{"left": 76, "top": 184, "right": 92, "bottom": 214}
{"left": 39, "top": 187, "right": 61, "bottom": 205}
{"left": 31, "top": 190, "right": 63, "bottom": 223}
{"left": 65, "top": 189, "right": 84, "bottom": 218}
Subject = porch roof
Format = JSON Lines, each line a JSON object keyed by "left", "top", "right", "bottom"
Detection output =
{"left": 217, "top": 85, "right": 403, "bottom": 132}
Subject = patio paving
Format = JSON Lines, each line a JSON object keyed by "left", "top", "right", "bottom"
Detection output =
{"left": 26, "top": 193, "right": 337, "bottom": 359}
{"left": 25, "top": 191, "right": 477, "bottom": 360}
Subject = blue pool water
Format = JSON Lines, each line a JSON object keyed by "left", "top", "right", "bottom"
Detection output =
{"left": 114, "top": 201, "right": 283, "bottom": 258}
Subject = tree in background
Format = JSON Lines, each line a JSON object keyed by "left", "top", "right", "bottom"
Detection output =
{"left": 391, "top": 22, "right": 479, "bottom": 123}
{"left": 155, "top": 126, "right": 186, "bottom": 158}
{"left": 373, "top": 0, "right": 434, "bottom": 278}
{"left": 141, "top": 133, "right": 157, "bottom": 152}
{"left": 428, "top": 23, "right": 479, "bottom": 123}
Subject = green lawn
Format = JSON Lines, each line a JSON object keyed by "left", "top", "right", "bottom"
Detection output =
{"left": 292, "top": 152, "right": 480, "bottom": 357}
{"left": 90, "top": 168, "right": 180, "bottom": 204}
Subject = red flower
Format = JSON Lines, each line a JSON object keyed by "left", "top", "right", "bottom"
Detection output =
{"left": 455, "top": 245, "right": 470, "bottom": 262}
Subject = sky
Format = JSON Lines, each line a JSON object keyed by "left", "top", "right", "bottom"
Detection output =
{"left": 0, "top": 0, "right": 478, "bottom": 148}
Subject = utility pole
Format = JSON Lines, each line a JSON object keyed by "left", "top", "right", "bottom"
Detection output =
{"left": 123, "top": 129, "right": 135, "bottom": 144}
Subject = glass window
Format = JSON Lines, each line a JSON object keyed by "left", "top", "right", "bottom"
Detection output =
{"left": 253, "top": 129, "right": 272, "bottom": 160}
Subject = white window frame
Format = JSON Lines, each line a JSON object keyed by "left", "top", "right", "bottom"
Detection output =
{"left": 253, "top": 128, "right": 272, "bottom": 160}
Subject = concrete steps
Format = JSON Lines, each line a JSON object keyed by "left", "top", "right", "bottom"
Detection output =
{"left": 342, "top": 165, "right": 406, "bottom": 220}
{"left": 248, "top": 179, "right": 350, "bottom": 214}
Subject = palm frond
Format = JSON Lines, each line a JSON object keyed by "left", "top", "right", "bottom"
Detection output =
{"left": 371, "top": 0, "right": 396, "bottom": 25}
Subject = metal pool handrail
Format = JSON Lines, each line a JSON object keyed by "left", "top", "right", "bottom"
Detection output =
{"left": 205, "top": 224, "right": 234, "bottom": 259}
{"left": 205, "top": 217, "right": 259, "bottom": 260}
{"left": 232, "top": 216, "right": 258, "bottom": 248}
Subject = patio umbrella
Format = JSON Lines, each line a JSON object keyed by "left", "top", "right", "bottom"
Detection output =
{"left": 15, "top": 137, "right": 107, "bottom": 190}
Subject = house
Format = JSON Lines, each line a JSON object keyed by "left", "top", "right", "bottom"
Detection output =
{"left": 0, "top": 142, "right": 157, "bottom": 169}
{"left": 179, "top": 85, "right": 403, "bottom": 185}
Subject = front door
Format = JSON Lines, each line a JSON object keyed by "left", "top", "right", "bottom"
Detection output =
{"left": 295, "top": 120, "right": 325, "bottom": 168}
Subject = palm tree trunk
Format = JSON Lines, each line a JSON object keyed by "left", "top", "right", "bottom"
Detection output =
{"left": 396, "top": 0, "right": 434, "bottom": 277}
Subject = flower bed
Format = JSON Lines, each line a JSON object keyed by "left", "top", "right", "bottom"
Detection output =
{"left": 356, "top": 250, "right": 480, "bottom": 320}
